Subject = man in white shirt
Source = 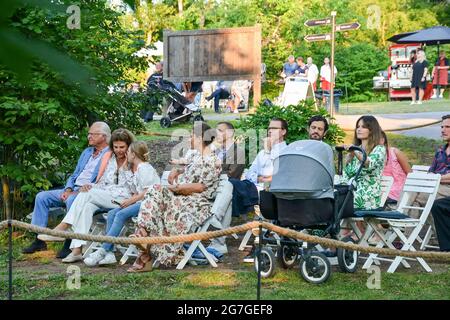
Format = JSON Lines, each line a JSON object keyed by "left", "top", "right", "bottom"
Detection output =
{"left": 246, "top": 118, "right": 288, "bottom": 190}
{"left": 243, "top": 118, "right": 288, "bottom": 263}
{"left": 307, "top": 57, "right": 319, "bottom": 91}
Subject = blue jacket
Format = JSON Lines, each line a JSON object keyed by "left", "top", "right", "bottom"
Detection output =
{"left": 64, "top": 146, "right": 110, "bottom": 191}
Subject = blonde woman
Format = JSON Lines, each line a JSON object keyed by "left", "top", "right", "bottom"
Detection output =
{"left": 84, "top": 141, "right": 160, "bottom": 266}
{"left": 410, "top": 49, "right": 429, "bottom": 105}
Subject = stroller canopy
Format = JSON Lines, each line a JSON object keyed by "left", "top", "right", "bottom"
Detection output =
{"left": 270, "top": 140, "right": 335, "bottom": 200}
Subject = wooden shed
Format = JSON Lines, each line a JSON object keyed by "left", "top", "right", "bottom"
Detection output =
{"left": 163, "top": 25, "right": 261, "bottom": 105}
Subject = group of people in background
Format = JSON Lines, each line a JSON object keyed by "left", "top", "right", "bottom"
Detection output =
{"left": 409, "top": 49, "right": 448, "bottom": 104}
{"left": 280, "top": 55, "right": 336, "bottom": 93}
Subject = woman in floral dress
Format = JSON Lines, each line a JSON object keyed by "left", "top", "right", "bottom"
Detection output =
{"left": 128, "top": 122, "right": 221, "bottom": 272}
{"left": 342, "top": 115, "right": 386, "bottom": 210}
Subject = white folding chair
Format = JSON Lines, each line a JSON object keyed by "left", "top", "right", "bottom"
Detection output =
{"left": 411, "top": 165, "right": 438, "bottom": 250}
{"left": 176, "top": 174, "right": 233, "bottom": 270}
{"left": 359, "top": 172, "right": 441, "bottom": 273}
{"left": 82, "top": 211, "right": 109, "bottom": 258}
{"left": 82, "top": 212, "right": 135, "bottom": 259}
{"left": 340, "top": 175, "right": 394, "bottom": 244}
{"left": 411, "top": 165, "right": 430, "bottom": 173}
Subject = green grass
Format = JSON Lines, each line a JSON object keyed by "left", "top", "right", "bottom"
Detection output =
{"left": 1, "top": 225, "right": 449, "bottom": 300}
{"left": 340, "top": 131, "right": 438, "bottom": 167}
{"left": 1, "top": 266, "right": 449, "bottom": 300}
{"left": 386, "top": 133, "right": 441, "bottom": 166}
{"left": 137, "top": 119, "right": 239, "bottom": 141}
{"left": 0, "top": 128, "right": 445, "bottom": 300}
{"left": 338, "top": 99, "right": 450, "bottom": 115}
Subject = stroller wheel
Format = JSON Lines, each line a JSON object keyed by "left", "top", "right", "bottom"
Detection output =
{"left": 160, "top": 117, "right": 171, "bottom": 128}
{"left": 193, "top": 114, "right": 204, "bottom": 122}
{"left": 277, "top": 244, "right": 298, "bottom": 269}
{"left": 254, "top": 246, "right": 275, "bottom": 278}
{"left": 337, "top": 236, "right": 359, "bottom": 273}
{"left": 299, "top": 252, "right": 331, "bottom": 284}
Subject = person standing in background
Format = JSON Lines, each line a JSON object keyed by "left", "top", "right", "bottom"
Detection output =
{"left": 306, "top": 57, "right": 319, "bottom": 91}
{"left": 410, "top": 49, "right": 429, "bottom": 105}
{"left": 431, "top": 51, "right": 449, "bottom": 99}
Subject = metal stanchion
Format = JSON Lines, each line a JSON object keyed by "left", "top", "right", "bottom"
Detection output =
{"left": 256, "top": 220, "right": 262, "bottom": 300}
{"left": 8, "top": 219, "right": 13, "bottom": 300}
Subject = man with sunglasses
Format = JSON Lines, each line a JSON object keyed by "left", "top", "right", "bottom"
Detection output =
{"left": 242, "top": 118, "right": 288, "bottom": 263}
{"left": 245, "top": 118, "right": 288, "bottom": 190}
{"left": 22, "top": 122, "right": 111, "bottom": 257}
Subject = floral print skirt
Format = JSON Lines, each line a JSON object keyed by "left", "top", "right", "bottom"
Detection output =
{"left": 136, "top": 184, "right": 213, "bottom": 266}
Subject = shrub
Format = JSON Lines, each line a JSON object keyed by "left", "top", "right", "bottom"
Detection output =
{"left": 236, "top": 99, "right": 345, "bottom": 145}
{"left": 235, "top": 100, "right": 345, "bottom": 165}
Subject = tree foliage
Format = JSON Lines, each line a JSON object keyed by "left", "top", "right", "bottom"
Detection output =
{"left": 127, "top": 0, "right": 446, "bottom": 101}
{"left": 0, "top": 0, "right": 147, "bottom": 219}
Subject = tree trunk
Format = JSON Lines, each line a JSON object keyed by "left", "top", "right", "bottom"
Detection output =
{"left": 178, "top": 0, "right": 183, "bottom": 15}
{"left": 2, "top": 177, "right": 11, "bottom": 221}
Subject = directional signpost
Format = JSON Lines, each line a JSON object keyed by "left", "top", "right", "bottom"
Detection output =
{"left": 304, "top": 18, "right": 331, "bottom": 27}
{"left": 304, "top": 33, "right": 331, "bottom": 42}
{"left": 304, "top": 13, "right": 360, "bottom": 117}
{"left": 336, "top": 22, "right": 361, "bottom": 32}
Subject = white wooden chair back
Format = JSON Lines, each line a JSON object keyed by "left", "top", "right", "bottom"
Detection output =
{"left": 411, "top": 165, "right": 430, "bottom": 173}
{"left": 380, "top": 176, "right": 394, "bottom": 207}
{"left": 396, "top": 172, "right": 441, "bottom": 225}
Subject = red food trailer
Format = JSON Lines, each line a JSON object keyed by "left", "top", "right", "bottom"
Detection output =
{"left": 387, "top": 43, "right": 422, "bottom": 100}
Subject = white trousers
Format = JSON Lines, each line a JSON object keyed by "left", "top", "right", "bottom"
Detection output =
{"left": 62, "top": 189, "right": 119, "bottom": 249}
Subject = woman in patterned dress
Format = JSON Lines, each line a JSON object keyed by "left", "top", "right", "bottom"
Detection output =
{"left": 128, "top": 122, "right": 221, "bottom": 272}
{"left": 342, "top": 115, "right": 386, "bottom": 210}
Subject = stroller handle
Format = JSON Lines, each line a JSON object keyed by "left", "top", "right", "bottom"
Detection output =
{"left": 335, "top": 145, "right": 367, "bottom": 179}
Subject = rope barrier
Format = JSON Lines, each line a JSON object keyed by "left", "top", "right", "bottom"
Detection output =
{"left": 1, "top": 219, "right": 450, "bottom": 261}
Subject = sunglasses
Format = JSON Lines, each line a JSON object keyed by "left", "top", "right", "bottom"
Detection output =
{"left": 114, "top": 169, "right": 119, "bottom": 185}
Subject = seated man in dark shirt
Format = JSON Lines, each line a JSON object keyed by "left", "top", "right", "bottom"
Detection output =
{"left": 411, "top": 115, "right": 450, "bottom": 234}
{"left": 215, "top": 121, "right": 245, "bottom": 179}
{"left": 209, "top": 121, "right": 247, "bottom": 254}
{"left": 430, "top": 197, "right": 450, "bottom": 252}
{"left": 206, "top": 81, "right": 233, "bottom": 113}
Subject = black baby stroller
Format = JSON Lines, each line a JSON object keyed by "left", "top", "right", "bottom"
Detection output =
{"left": 255, "top": 140, "right": 366, "bottom": 284}
{"left": 147, "top": 78, "right": 204, "bottom": 128}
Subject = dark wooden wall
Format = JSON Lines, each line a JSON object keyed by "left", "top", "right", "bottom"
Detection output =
{"left": 163, "top": 26, "right": 261, "bottom": 105}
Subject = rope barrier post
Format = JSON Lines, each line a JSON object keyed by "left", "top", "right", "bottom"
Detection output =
{"left": 256, "top": 219, "right": 262, "bottom": 300}
{"left": 8, "top": 219, "right": 13, "bottom": 300}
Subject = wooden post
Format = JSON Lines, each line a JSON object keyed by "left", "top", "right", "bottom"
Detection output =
{"left": 253, "top": 75, "right": 261, "bottom": 108}
{"left": 330, "top": 11, "right": 336, "bottom": 118}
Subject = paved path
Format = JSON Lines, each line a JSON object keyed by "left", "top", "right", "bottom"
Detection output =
{"left": 155, "top": 111, "right": 448, "bottom": 139}
{"left": 334, "top": 111, "right": 447, "bottom": 139}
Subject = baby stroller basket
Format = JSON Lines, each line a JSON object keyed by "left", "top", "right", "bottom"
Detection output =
{"left": 259, "top": 191, "right": 334, "bottom": 227}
